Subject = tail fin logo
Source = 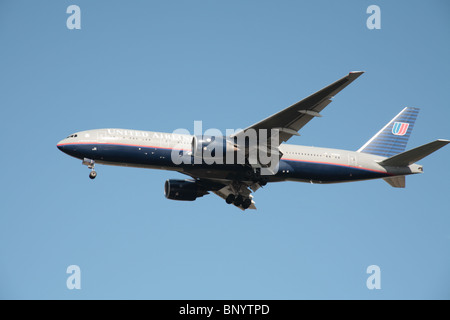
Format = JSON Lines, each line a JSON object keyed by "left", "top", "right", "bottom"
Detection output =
{"left": 392, "top": 122, "right": 409, "bottom": 136}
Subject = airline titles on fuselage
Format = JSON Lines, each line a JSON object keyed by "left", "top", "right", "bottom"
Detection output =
{"left": 106, "top": 129, "right": 191, "bottom": 142}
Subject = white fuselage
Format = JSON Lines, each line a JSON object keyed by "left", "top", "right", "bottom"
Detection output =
{"left": 57, "top": 128, "right": 422, "bottom": 184}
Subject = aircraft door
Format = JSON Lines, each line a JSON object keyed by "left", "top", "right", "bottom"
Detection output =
{"left": 348, "top": 154, "right": 357, "bottom": 167}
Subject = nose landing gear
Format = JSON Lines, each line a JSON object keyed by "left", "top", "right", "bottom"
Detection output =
{"left": 82, "top": 158, "right": 97, "bottom": 180}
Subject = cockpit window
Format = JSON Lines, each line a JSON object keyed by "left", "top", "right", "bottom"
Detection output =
{"left": 66, "top": 134, "right": 78, "bottom": 138}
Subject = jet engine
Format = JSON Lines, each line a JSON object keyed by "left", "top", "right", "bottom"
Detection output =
{"left": 164, "top": 179, "right": 208, "bottom": 201}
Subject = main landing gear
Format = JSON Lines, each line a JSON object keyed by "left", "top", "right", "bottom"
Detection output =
{"left": 82, "top": 158, "right": 97, "bottom": 180}
{"left": 225, "top": 194, "right": 252, "bottom": 210}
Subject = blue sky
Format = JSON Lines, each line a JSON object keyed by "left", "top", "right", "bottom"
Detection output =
{"left": 0, "top": 0, "right": 449, "bottom": 299}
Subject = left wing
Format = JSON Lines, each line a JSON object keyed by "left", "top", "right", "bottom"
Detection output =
{"left": 182, "top": 174, "right": 259, "bottom": 210}
{"left": 233, "top": 71, "right": 364, "bottom": 145}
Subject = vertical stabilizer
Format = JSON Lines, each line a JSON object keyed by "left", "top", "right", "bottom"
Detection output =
{"left": 357, "top": 107, "right": 419, "bottom": 157}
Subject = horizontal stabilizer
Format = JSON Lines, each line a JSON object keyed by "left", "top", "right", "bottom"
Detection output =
{"left": 383, "top": 176, "right": 405, "bottom": 188}
{"left": 379, "top": 139, "right": 450, "bottom": 167}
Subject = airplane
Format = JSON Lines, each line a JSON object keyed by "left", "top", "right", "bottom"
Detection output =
{"left": 57, "top": 72, "right": 449, "bottom": 210}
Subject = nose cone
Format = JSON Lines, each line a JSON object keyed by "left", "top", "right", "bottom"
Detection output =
{"left": 57, "top": 139, "right": 66, "bottom": 151}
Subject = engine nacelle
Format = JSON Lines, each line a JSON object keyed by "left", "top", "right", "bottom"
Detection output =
{"left": 191, "top": 135, "right": 237, "bottom": 161}
{"left": 164, "top": 179, "right": 207, "bottom": 201}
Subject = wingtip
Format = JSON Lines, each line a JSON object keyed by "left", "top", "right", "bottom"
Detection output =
{"left": 347, "top": 71, "right": 365, "bottom": 80}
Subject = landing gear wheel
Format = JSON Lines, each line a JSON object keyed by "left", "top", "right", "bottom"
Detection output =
{"left": 242, "top": 198, "right": 252, "bottom": 209}
{"left": 234, "top": 195, "right": 243, "bottom": 206}
{"left": 89, "top": 171, "right": 97, "bottom": 179}
{"left": 225, "top": 194, "right": 235, "bottom": 204}
{"left": 259, "top": 177, "right": 268, "bottom": 186}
